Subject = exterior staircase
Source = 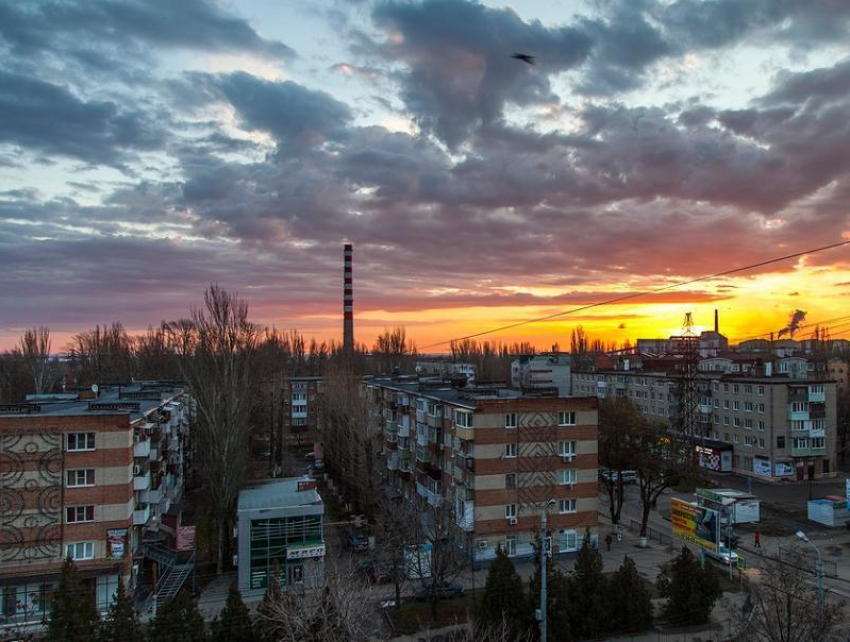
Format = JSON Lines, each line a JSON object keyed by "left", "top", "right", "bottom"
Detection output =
{"left": 142, "top": 542, "right": 195, "bottom": 614}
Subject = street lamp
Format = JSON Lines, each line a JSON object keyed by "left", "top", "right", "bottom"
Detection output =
{"left": 796, "top": 530, "right": 824, "bottom": 613}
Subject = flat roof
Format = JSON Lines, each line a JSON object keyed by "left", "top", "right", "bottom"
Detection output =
{"left": 0, "top": 382, "right": 185, "bottom": 421}
{"left": 238, "top": 477, "right": 322, "bottom": 511}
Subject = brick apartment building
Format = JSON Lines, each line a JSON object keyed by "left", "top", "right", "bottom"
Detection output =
{"left": 572, "top": 368, "right": 837, "bottom": 481}
{"left": 367, "top": 376, "right": 598, "bottom": 563}
{"left": 0, "top": 382, "right": 191, "bottom": 627}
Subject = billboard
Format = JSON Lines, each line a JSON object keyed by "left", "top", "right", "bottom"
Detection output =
{"left": 671, "top": 498, "right": 719, "bottom": 553}
{"left": 106, "top": 529, "right": 128, "bottom": 559}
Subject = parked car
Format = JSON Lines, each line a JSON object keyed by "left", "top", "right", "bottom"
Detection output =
{"left": 359, "top": 560, "right": 392, "bottom": 584}
{"left": 347, "top": 530, "right": 370, "bottom": 552}
{"left": 704, "top": 544, "right": 738, "bottom": 565}
{"left": 599, "top": 468, "right": 637, "bottom": 484}
{"left": 414, "top": 581, "right": 466, "bottom": 601}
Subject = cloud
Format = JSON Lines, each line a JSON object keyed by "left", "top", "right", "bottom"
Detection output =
{"left": 0, "top": 70, "right": 166, "bottom": 165}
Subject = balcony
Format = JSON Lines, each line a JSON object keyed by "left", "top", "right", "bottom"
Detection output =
{"left": 291, "top": 410, "right": 308, "bottom": 420}
{"left": 292, "top": 397, "right": 308, "bottom": 407}
{"left": 398, "top": 447, "right": 410, "bottom": 460}
{"left": 397, "top": 419, "right": 410, "bottom": 438}
{"left": 454, "top": 424, "right": 474, "bottom": 441}
{"left": 141, "top": 488, "right": 163, "bottom": 504}
{"left": 133, "top": 504, "right": 151, "bottom": 525}
{"left": 426, "top": 489, "right": 443, "bottom": 507}
{"left": 149, "top": 445, "right": 159, "bottom": 462}
{"left": 809, "top": 389, "right": 826, "bottom": 403}
{"left": 788, "top": 408, "right": 809, "bottom": 421}
{"left": 416, "top": 431, "right": 428, "bottom": 447}
{"left": 415, "top": 446, "right": 431, "bottom": 464}
{"left": 134, "top": 439, "right": 151, "bottom": 458}
{"left": 387, "top": 453, "right": 399, "bottom": 471}
{"left": 385, "top": 421, "right": 398, "bottom": 435}
{"left": 134, "top": 471, "right": 152, "bottom": 492}
{"left": 415, "top": 409, "right": 427, "bottom": 424}
{"left": 697, "top": 404, "right": 712, "bottom": 415}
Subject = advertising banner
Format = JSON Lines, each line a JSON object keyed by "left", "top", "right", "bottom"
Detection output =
{"left": 753, "top": 457, "right": 772, "bottom": 477}
{"left": 286, "top": 544, "right": 326, "bottom": 560}
{"left": 671, "top": 498, "right": 719, "bottom": 553}
{"left": 774, "top": 462, "right": 794, "bottom": 477}
{"left": 106, "top": 529, "right": 128, "bottom": 560}
{"left": 177, "top": 525, "right": 196, "bottom": 551}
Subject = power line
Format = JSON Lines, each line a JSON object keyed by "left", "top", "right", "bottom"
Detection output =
{"left": 421, "top": 239, "right": 850, "bottom": 349}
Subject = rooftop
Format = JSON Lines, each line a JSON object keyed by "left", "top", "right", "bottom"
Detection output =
{"left": 238, "top": 477, "right": 322, "bottom": 512}
{"left": 0, "top": 381, "right": 185, "bottom": 421}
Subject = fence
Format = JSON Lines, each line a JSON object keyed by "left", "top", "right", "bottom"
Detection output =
{"left": 628, "top": 519, "right": 674, "bottom": 548}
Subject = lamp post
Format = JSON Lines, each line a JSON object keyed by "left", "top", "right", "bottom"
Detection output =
{"left": 796, "top": 530, "right": 824, "bottom": 613}
{"left": 538, "top": 499, "right": 556, "bottom": 642}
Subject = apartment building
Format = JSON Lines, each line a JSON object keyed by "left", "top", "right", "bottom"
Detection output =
{"left": 572, "top": 369, "right": 837, "bottom": 481}
{"left": 511, "top": 353, "right": 572, "bottom": 397}
{"left": 0, "top": 382, "right": 191, "bottom": 626}
{"left": 368, "top": 377, "right": 598, "bottom": 564}
{"left": 282, "top": 376, "right": 323, "bottom": 448}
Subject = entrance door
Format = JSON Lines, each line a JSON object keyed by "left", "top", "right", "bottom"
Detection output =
{"left": 286, "top": 563, "right": 304, "bottom": 588}
{"left": 796, "top": 465, "right": 804, "bottom": 481}
{"left": 808, "top": 463, "right": 816, "bottom": 480}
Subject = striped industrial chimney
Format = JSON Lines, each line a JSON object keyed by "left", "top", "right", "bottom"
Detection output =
{"left": 343, "top": 243, "right": 354, "bottom": 353}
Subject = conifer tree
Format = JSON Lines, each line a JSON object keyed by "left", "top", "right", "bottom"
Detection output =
{"left": 210, "top": 582, "right": 253, "bottom": 642}
{"left": 46, "top": 557, "right": 100, "bottom": 642}
{"left": 98, "top": 578, "right": 145, "bottom": 642}
{"left": 148, "top": 590, "right": 207, "bottom": 642}
{"left": 567, "top": 530, "right": 607, "bottom": 639}
{"left": 607, "top": 556, "right": 653, "bottom": 634}
{"left": 657, "top": 547, "right": 721, "bottom": 625}
{"left": 477, "top": 548, "right": 527, "bottom": 638}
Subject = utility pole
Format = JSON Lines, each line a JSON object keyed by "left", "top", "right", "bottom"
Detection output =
{"left": 538, "top": 509, "right": 548, "bottom": 642}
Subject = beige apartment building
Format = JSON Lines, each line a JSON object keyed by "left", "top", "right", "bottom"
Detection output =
{"left": 368, "top": 376, "right": 598, "bottom": 563}
{"left": 572, "top": 369, "right": 837, "bottom": 480}
{"left": 0, "top": 382, "right": 191, "bottom": 627}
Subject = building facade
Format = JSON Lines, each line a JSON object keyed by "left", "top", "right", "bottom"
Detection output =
{"left": 0, "top": 382, "right": 191, "bottom": 627}
{"left": 282, "top": 376, "right": 323, "bottom": 449}
{"left": 368, "top": 377, "right": 598, "bottom": 564}
{"left": 572, "top": 369, "right": 837, "bottom": 481}
{"left": 237, "top": 477, "right": 325, "bottom": 597}
{"left": 511, "top": 354, "right": 572, "bottom": 397}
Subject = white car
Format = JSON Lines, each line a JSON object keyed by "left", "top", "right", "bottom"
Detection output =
{"left": 705, "top": 544, "right": 738, "bottom": 564}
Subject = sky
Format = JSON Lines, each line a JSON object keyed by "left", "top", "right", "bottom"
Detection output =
{"left": 1, "top": 0, "right": 850, "bottom": 352}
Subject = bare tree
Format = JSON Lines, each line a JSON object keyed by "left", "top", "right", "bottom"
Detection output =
{"left": 255, "top": 569, "right": 378, "bottom": 642}
{"left": 169, "top": 285, "right": 260, "bottom": 573}
{"left": 373, "top": 327, "right": 417, "bottom": 374}
{"left": 736, "top": 548, "right": 846, "bottom": 642}
{"left": 15, "top": 327, "right": 53, "bottom": 394}
{"left": 597, "top": 398, "right": 638, "bottom": 527}
{"left": 320, "top": 367, "right": 381, "bottom": 517}
{"left": 69, "top": 322, "right": 134, "bottom": 385}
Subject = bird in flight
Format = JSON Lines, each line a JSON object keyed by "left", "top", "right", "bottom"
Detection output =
{"left": 511, "top": 53, "right": 536, "bottom": 65}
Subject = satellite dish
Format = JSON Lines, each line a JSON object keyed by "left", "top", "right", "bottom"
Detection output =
{"left": 91, "top": 384, "right": 99, "bottom": 394}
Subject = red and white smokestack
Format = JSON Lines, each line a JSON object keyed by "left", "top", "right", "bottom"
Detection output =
{"left": 343, "top": 243, "right": 354, "bottom": 353}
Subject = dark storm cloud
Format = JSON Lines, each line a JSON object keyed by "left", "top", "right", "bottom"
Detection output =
{"left": 369, "top": 0, "right": 592, "bottom": 147}
{"left": 0, "top": 0, "right": 294, "bottom": 61}
{"left": 0, "top": 70, "right": 166, "bottom": 165}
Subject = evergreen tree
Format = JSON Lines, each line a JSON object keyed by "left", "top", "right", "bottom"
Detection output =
{"left": 98, "top": 578, "right": 144, "bottom": 642}
{"left": 477, "top": 548, "right": 528, "bottom": 638}
{"left": 657, "top": 547, "right": 722, "bottom": 625}
{"left": 148, "top": 590, "right": 207, "bottom": 642}
{"left": 527, "top": 544, "right": 572, "bottom": 642}
{"left": 210, "top": 582, "right": 253, "bottom": 642}
{"left": 46, "top": 557, "right": 100, "bottom": 642}
{"left": 567, "top": 530, "right": 607, "bottom": 639}
{"left": 607, "top": 556, "right": 652, "bottom": 634}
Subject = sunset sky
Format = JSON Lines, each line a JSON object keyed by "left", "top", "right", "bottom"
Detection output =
{"left": 1, "top": 0, "right": 850, "bottom": 352}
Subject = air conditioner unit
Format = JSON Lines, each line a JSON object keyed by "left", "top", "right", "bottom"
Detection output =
{"left": 132, "top": 465, "right": 142, "bottom": 475}
{"left": 508, "top": 517, "right": 518, "bottom": 525}
{"left": 561, "top": 455, "right": 574, "bottom": 462}
{"left": 133, "top": 434, "right": 141, "bottom": 443}
{"left": 477, "top": 540, "right": 488, "bottom": 550}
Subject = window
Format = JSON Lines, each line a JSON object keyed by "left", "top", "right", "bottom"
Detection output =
{"left": 792, "top": 438, "right": 808, "bottom": 450}
{"left": 733, "top": 401, "right": 740, "bottom": 411}
{"left": 812, "top": 437, "right": 825, "bottom": 449}
{"left": 758, "top": 403, "right": 765, "bottom": 413}
{"left": 777, "top": 435, "right": 786, "bottom": 448}
{"left": 713, "top": 431, "right": 719, "bottom": 440}
{"left": 67, "top": 433, "right": 95, "bottom": 452}
{"left": 504, "top": 443, "right": 517, "bottom": 458}
{"left": 723, "top": 384, "right": 729, "bottom": 392}
{"left": 744, "top": 402, "right": 754, "bottom": 412}
{"left": 558, "top": 469, "right": 577, "bottom": 486}
{"left": 734, "top": 418, "right": 741, "bottom": 427}
{"left": 744, "top": 385, "right": 753, "bottom": 394}
{"left": 66, "top": 506, "right": 94, "bottom": 523}
{"left": 758, "top": 421, "right": 765, "bottom": 431}
{"left": 724, "top": 416, "right": 730, "bottom": 425}
{"left": 504, "top": 535, "right": 517, "bottom": 556}
{"left": 733, "top": 384, "right": 740, "bottom": 393}
{"left": 733, "top": 434, "right": 739, "bottom": 444}
{"left": 758, "top": 386, "right": 765, "bottom": 395}
{"left": 66, "top": 469, "right": 95, "bottom": 488}
{"left": 292, "top": 417, "right": 307, "bottom": 426}
{"left": 559, "top": 499, "right": 577, "bottom": 514}
{"left": 714, "top": 414, "right": 720, "bottom": 424}
{"left": 455, "top": 411, "right": 473, "bottom": 428}
{"left": 292, "top": 393, "right": 306, "bottom": 402}
{"left": 558, "top": 411, "right": 576, "bottom": 426}
{"left": 791, "top": 401, "right": 809, "bottom": 413}
{"left": 65, "top": 542, "right": 94, "bottom": 561}
{"left": 758, "top": 438, "right": 765, "bottom": 448}
{"left": 558, "top": 440, "right": 577, "bottom": 458}
{"left": 713, "top": 399, "right": 720, "bottom": 408}
{"left": 505, "top": 473, "right": 516, "bottom": 489}
{"left": 723, "top": 400, "right": 730, "bottom": 409}
{"left": 745, "top": 436, "right": 756, "bottom": 446}
{"left": 560, "top": 529, "right": 578, "bottom": 551}
{"left": 505, "top": 413, "right": 517, "bottom": 429}
{"left": 724, "top": 432, "right": 730, "bottom": 442}
{"left": 745, "top": 419, "right": 753, "bottom": 430}
{"left": 505, "top": 504, "right": 517, "bottom": 519}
